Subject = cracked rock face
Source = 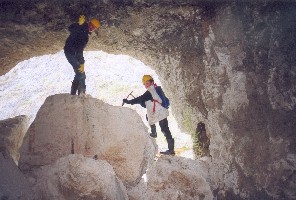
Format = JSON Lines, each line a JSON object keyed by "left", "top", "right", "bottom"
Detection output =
{"left": 203, "top": 5, "right": 296, "bottom": 199}
{"left": 1, "top": 1, "right": 296, "bottom": 199}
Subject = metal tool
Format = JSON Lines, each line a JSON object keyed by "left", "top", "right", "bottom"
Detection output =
{"left": 122, "top": 91, "right": 135, "bottom": 106}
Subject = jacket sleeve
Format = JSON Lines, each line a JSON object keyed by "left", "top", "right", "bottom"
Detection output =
{"left": 128, "top": 91, "right": 153, "bottom": 107}
{"left": 76, "top": 47, "right": 85, "bottom": 64}
{"left": 68, "top": 23, "right": 76, "bottom": 33}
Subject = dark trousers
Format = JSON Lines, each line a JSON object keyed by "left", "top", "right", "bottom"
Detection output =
{"left": 150, "top": 118, "right": 173, "bottom": 139}
{"left": 64, "top": 50, "right": 86, "bottom": 91}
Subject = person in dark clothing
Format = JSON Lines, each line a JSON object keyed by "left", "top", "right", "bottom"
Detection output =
{"left": 64, "top": 15, "right": 100, "bottom": 95}
{"left": 123, "top": 75, "right": 175, "bottom": 155}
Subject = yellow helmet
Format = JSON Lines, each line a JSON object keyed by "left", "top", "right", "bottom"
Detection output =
{"left": 142, "top": 75, "right": 153, "bottom": 84}
{"left": 90, "top": 18, "right": 100, "bottom": 29}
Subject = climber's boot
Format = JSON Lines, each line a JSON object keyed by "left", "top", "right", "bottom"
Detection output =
{"left": 160, "top": 138, "right": 175, "bottom": 155}
{"left": 70, "top": 80, "right": 79, "bottom": 95}
{"left": 78, "top": 84, "right": 86, "bottom": 96}
{"left": 150, "top": 124, "right": 157, "bottom": 138}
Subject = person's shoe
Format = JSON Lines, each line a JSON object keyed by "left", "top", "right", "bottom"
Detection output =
{"left": 150, "top": 133, "right": 157, "bottom": 138}
{"left": 78, "top": 85, "right": 86, "bottom": 96}
{"left": 70, "top": 81, "right": 79, "bottom": 95}
{"left": 78, "top": 90, "right": 86, "bottom": 97}
{"left": 160, "top": 138, "right": 175, "bottom": 155}
{"left": 160, "top": 150, "right": 175, "bottom": 155}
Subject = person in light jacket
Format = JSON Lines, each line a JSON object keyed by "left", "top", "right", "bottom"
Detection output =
{"left": 123, "top": 75, "right": 175, "bottom": 155}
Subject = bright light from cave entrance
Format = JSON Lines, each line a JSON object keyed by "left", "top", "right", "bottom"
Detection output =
{"left": 0, "top": 51, "right": 193, "bottom": 158}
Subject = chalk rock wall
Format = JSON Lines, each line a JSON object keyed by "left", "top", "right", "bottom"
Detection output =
{"left": 1, "top": 1, "right": 295, "bottom": 199}
{"left": 202, "top": 4, "right": 296, "bottom": 199}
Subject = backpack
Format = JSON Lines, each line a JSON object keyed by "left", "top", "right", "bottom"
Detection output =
{"left": 155, "top": 85, "right": 170, "bottom": 109}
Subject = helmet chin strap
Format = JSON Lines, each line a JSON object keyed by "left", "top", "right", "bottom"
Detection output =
{"left": 88, "top": 22, "right": 96, "bottom": 32}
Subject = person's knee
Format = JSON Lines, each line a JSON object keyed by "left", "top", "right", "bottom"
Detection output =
{"left": 81, "top": 73, "right": 86, "bottom": 80}
{"left": 66, "top": 54, "right": 80, "bottom": 68}
{"left": 160, "top": 125, "right": 168, "bottom": 133}
{"left": 76, "top": 72, "right": 86, "bottom": 81}
{"left": 159, "top": 119, "right": 172, "bottom": 139}
{"left": 159, "top": 119, "right": 168, "bottom": 130}
{"left": 77, "top": 57, "right": 85, "bottom": 64}
{"left": 163, "top": 130, "right": 172, "bottom": 139}
{"left": 160, "top": 123, "right": 170, "bottom": 136}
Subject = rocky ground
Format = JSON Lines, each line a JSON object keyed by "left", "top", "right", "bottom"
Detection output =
{"left": 0, "top": 94, "right": 211, "bottom": 200}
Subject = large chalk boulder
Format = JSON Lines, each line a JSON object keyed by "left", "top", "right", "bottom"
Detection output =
{"left": 0, "top": 115, "right": 29, "bottom": 164}
{"left": 146, "top": 156, "right": 213, "bottom": 200}
{"left": 32, "top": 154, "right": 128, "bottom": 200}
{"left": 19, "top": 94, "right": 156, "bottom": 185}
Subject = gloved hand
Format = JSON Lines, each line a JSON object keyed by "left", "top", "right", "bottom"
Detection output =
{"left": 78, "top": 15, "right": 86, "bottom": 25}
{"left": 123, "top": 99, "right": 130, "bottom": 104}
{"left": 78, "top": 64, "right": 84, "bottom": 73}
